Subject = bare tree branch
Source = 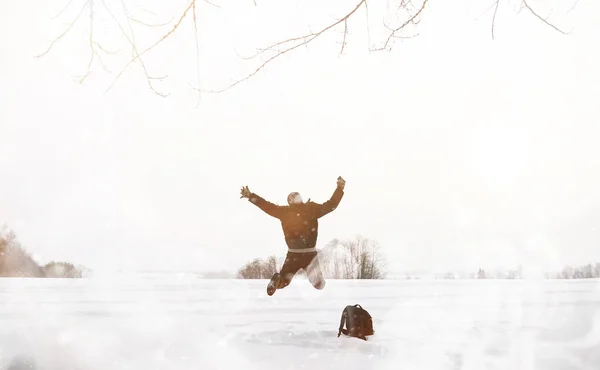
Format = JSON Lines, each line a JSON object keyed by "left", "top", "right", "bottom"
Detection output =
{"left": 78, "top": 0, "right": 96, "bottom": 83}
{"left": 371, "top": 0, "right": 427, "bottom": 52}
{"left": 116, "top": 0, "right": 139, "bottom": 58}
{"left": 477, "top": 0, "right": 502, "bottom": 21}
{"left": 568, "top": 0, "right": 580, "bottom": 12}
{"left": 106, "top": 0, "right": 169, "bottom": 96}
{"left": 191, "top": 0, "right": 203, "bottom": 107}
{"left": 35, "top": 0, "right": 89, "bottom": 58}
{"left": 203, "top": 0, "right": 220, "bottom": 8}
{"left": 492, "top": 0, "right": 500, "bottom": 40}
{"left": 76, "top": 1, "right": 125, "bottom": 83}
{"left": 340, "top": 19, "right": 349, "bottom": 55}
{"left": 201, "top": 0, "right": 368, "bottom": 93}
{"left": 93, "top": 48, "right": 112, "bottom": 73}
{"left": 37, "top": 0, "right": 575, "bottom": 98}
{"left": 107, "top": 0, "right": 197, "bottom": 94}
{"left": 364, "top": 0, "right": 372, "bottom": 50}
{"left": 93, "top": 42, "right": 120, "bottom": 55}
{"left": 129, "top": 15, "right": 174, "bottom": 28}
{"left": 521, "top": 0, "right": 570, "bottom": 34}
{"left": 48, "top": 0, "right": 79, "bottom": 20}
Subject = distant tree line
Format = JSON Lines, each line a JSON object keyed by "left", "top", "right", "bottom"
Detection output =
{"left": 237, "top": 235, "right": 386, "bottom": 280}
{"left": 0, "top": 225, "right": 88, "bottom": 278}
{"left": 545, "top": 263, "right": 600, "bottom": 279}
{"left": 474, "top": 264, "right": 600, "bottom": 280}
{"left": 425, "top": 263, "right": 600, "bottom": 280}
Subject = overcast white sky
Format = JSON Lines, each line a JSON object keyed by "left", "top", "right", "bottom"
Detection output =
{"left": 1, "top": 0, "right": 599, "bottom": 275}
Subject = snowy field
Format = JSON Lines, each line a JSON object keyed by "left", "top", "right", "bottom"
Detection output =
{"left": 1, "top": 275, "right": 600, "bottom": 370}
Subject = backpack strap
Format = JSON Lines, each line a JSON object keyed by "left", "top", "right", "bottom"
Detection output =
{"left": 337, "top": 306, "right": 349, "bottom": 337}
{"left": 354, "top": 304, "right": 371, "bottom": 317}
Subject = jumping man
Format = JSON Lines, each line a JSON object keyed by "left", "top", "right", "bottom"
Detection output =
{"left": 240, "top": 176, "right": 346, "bottom": 296}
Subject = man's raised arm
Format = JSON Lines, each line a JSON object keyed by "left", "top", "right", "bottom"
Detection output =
{"left": 240, "top": 185, "right": 283, "bottom": 219}
{"left": 313, "top": 177, "right": 346, "bottom": 219}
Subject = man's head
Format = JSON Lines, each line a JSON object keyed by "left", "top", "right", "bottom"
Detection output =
{"left": 287, "top": 192, "right": 303, "bottom": 205}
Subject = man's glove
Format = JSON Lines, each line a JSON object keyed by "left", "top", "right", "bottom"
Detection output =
{"left": 240, "top": 185, "right": 252, "bottom": 199}
{"left": 337, "top": 176, "right": 346, "bottom": 190}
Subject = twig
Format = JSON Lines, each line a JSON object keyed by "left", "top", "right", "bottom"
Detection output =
{"left": 94, "top": 48, "right": 112, "bottom": 73}
{"left": 134, "top": 4, "right": 157, "bottom": 16}
{"left": 364, "top": 0, "right": 372, "bottom": 50}
{"left": 192, "top": 0, "right": 202, "bottom": 107}
{"left": 491, "top": 0, "right": 500, "bottom": 40}
{"left": 238, "top": 33, "right": 321, "bottom": 61}
{"left": 568, "top": 0, "right": 580, "bottom": 12}
{"left": 340, "top": 19, "right": 348, "bottom": 55}
{"left": 477, "top": 0, "right": 502, "bottom": 22}
{"left": 34, "top": 0, "right": 89, "bottom": 58}
{"left": 371, "top": 0, "right": 427, "bottom": 52}
{"left": 102, "top": 0, "right": 169, "bottom": 96}
{"left": 203, "top": 0, "right": 220, "bottom": 8}
{"left": 120, "top": 0, "right": 169, "bottom": 96}
{"left": 79, "top": 0, "right": 96, "bottom": 83}
{"left": 117, "top": 0, "right": 138, "bottom": 58}
{"left": 521, "top": 0, "right": 569, "bottom": 34}
{"left": 49, "top": 0, "right": 78, "bottom": 20}
{"left": 129, "top": 16, "right": 174, "bottom": 28}
{"left": 93, "top": 41, "right": 119, "bottom": 55}
{"left": 107, "top": 0, "right": 196, "bottom": 93}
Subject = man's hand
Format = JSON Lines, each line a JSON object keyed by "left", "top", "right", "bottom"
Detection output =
{"left": 240, "top": 185, "right": 252, "bottom": 199}
{"left": 337, "top": 176, "right": 346, "bottom": 190}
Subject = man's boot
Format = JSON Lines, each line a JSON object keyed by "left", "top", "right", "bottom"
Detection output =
{"left": 267, "top": 272, "right": 281, "bottom": 296}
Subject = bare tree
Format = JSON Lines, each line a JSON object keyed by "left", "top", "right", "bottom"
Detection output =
{"left": 261, "top": 255, "right": 278, "bottom": 278}
{"left": 320, "top": 238, "right": 341, "bottom": 278}
{"left": 236, "top": 254, "right": 279, "bottom": 279}
{"left": 43, "top": 261, "right": 85, "bottom": 278}
{"left": 320, "top": 235, "right": 386, "bottom": 279}
{"left": 0, "top": 225, "right": 88, "bottom": 278}
{"left": 237, "top": 258, "right": 262, "bottom": 279}
{"left": 0, "top": 226, "right": 45, "bottom": 277}
{"left": 35, "top": 0, "right": 576, "bottom": 98}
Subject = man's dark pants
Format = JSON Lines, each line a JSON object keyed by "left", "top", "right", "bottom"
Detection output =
{"left": 275, "top": 250, "right": 325, "bottom": 290}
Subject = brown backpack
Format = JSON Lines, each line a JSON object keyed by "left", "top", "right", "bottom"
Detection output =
{"left": 337, "top": 304, "right": 374, "bottom": 341}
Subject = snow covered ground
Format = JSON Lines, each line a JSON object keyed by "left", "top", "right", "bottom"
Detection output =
{"left": 1, "top": 274, "right": 600, "bottom": 370}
